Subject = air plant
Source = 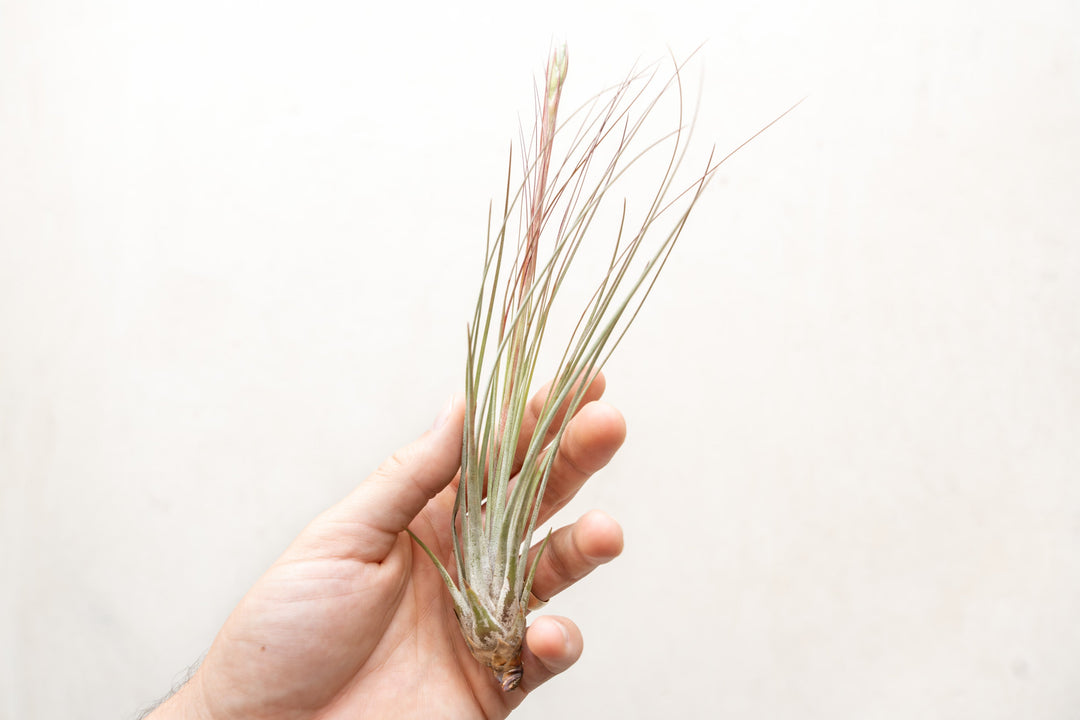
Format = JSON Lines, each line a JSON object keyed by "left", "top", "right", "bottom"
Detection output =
{"left": 410, "top": 46, "right": 794, "bottom": 691}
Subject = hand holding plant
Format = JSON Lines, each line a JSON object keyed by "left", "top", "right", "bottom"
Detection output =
{"left": 146, "top": 377, "right": 626, "bottom": 720}
{"left": 146, "top": 47, "right": 796, "bottom": 716}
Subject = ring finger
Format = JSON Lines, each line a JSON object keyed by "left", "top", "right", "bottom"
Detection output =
{"left": 523, "top": 509, "right": 624, "bottom": 608}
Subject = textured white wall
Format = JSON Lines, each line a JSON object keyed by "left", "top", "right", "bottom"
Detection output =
{"left": 2, "top": 0, "right": 1078, "bottom": 718}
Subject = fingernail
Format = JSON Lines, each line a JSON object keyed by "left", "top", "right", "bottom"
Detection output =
{"left": 555, "top": 618, "right": 570, "bottom": 645}
{"left": 539, "top": 616, "right": 569, "bottom": 648}
{"left": 431, "top": 396, "right": 454, "bottom": 431}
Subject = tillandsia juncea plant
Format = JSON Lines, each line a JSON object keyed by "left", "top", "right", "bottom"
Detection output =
{"left": 410, "top": 46, "right": 796, "bottom": 691}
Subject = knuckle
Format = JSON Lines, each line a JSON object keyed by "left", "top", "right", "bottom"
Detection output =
{"left": 547, "top": 530, "right": 589, "bottom": 583}
{"left": 374, "top": 447, "right": 411, "bottom": 479}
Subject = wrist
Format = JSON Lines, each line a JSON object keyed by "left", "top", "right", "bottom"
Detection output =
{"left": 146, "top": 670, "right": 212, "bottom": 720}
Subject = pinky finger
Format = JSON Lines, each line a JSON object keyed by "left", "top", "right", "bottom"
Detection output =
{"left": 516, "top": 615, "right": 584, "bottom": 694}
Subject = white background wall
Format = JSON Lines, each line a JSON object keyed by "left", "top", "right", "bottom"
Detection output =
{"left": 2, "top": 0, "right": 1078, "bottom": 718}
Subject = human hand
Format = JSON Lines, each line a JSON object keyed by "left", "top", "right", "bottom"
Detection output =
{"left": 149, "top": 374, "right": 625, "bottom": 720}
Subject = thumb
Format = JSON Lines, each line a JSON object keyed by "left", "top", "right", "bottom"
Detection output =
{"left": 311, "top": 394, "right": 465, "bottom": 563}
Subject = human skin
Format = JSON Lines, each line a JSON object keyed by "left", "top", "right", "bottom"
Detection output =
{"left": 149, "top": 374, "right": 625, "bottom": 720}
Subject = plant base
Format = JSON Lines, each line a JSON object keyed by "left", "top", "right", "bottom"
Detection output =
{"left": 457, "top": 599, "right": 527, "bottom": 691}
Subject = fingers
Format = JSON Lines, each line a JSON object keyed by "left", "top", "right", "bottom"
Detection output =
{"left": 513, "top": 512, "right": 623, "bottom": 693}
{"left": 526, "top": 510, "right": 624, "bottom": 605}
{"left": 308, "top": 395, "right": 466, "bottom": 563}
{"left": 517, "top": 616, "right": 584, "bottom": 694}
{"left": 533, "top": 401, "right": 626, "bottom": 524}
{"left": 512, "top": 372, "right": 607, "bottom": 475}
